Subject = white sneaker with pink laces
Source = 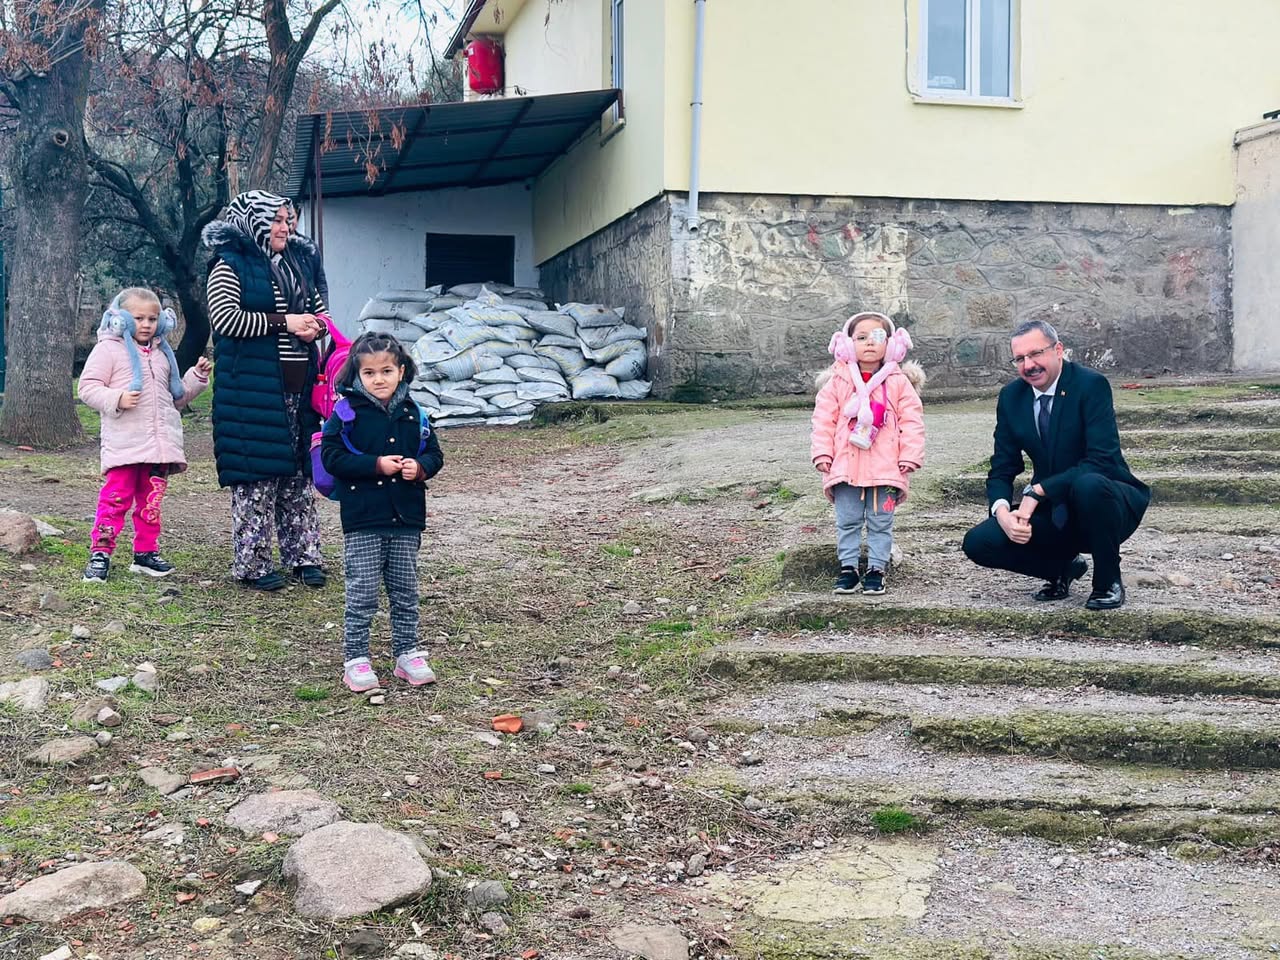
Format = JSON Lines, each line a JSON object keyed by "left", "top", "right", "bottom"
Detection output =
{"left": 394, "top": 651, "right": 436, "bottom": 686}
{"left": 343, "top": 657, "right": 381, "bottom": 692}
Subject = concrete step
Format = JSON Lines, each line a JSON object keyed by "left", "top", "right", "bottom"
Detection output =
{"left": 706, "top": 631, "right": 1280, "bottom": 699}
{"left": 1115, "top": 400, "right": 1280, "bottom": 428}
{"left": 1122, "top": 427, "right": 1280, "bottom": 451}
{"left": 894, "top": 502, "right": 1280, "bottom": 538}
{"left": 939, "top": 472, "right": 1280, "bottom": 505}
{"left": 694, "top": 722, "right": 1280, "bottom": 820}
{"left": 744, "top": 595, "right": 1280, "bottom": 651}
{"left": 707, "top": 679, "right": 1280, "bottom": 768}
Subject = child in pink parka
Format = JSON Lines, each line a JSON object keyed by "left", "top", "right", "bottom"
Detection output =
{"left": 811, "top": 311, "right": 926, "bottom": 596}
{"left": 78, "top": 288, "right": 211, "bottom": 582}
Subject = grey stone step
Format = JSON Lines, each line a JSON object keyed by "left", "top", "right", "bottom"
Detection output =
{"left": 1123, "top": 427, "right": 1280, "bottom": 451}
{"left": 745, "top": 595, "right": 1280, "bottom": 651}
{"left": 707, "top": 679, "right": 1280, "bottom": 768}
{"left": 707, "top": 631, "right": 1280, "bottom": 698}
{"left": 1115, "top": 400, "right": 1280, "bottom": 428}
{"left": 940, "top": 472, "right": 1280, "bottom": 505}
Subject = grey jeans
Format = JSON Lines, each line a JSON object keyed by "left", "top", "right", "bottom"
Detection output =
{"left": 832, "top": 483, "right": 896, "bottom": 571}
{"left": 342, "top": 531, "right": 421, "bottom": 660}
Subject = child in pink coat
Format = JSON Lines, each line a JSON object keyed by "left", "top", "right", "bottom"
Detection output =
{"left": 811, "top": 311, "right": 926, "bottom": 595}
{"left": 78, "top": 288, "right": 211, "bottom": 582}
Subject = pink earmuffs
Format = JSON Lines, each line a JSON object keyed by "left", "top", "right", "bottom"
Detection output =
{"left": 828, "top": 312, "right": 913, "bottom": 449}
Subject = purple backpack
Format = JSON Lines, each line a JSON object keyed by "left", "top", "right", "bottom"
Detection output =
{"left": 311, "top": 397, "right": 432, "bottom": 500}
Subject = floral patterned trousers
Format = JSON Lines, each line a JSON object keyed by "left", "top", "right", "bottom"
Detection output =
{"left": 228, "top": 394, "right": 322, "bottom": 580}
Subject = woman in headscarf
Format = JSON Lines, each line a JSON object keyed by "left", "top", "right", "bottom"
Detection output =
{"left": 203, "top": 190, "right": 328, "bottom": 591}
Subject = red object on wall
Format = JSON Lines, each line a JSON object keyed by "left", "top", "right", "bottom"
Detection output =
{"left": 466, "top": 37, "right": 504, "bottom": 94}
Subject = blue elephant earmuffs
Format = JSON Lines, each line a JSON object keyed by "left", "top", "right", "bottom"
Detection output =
{"left": 99, "top": 294, "right": 185, "bottom": 400}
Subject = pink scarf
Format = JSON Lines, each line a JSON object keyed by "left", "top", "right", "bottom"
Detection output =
{"left": 827, "top": 327, "right": 914, "bottom": 448}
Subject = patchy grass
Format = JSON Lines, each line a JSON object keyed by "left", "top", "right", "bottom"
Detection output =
{"left": 601, "top": 542, "right": 636, "bottom": 558}
{"left": 870, "top": 805, "right": 927, "bottom": 834}
{"left": 294, "top": 685, "right": 331, "bottom": 702}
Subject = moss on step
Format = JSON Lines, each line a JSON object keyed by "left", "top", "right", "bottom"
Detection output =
{"left": 912, "top": 711, "right": 1280, "bottom": 769}
{"left": 967, "top": 808, "right": 1279, "bottom": 848}
{"left": 940, "top": 473, "right": 1280, "bottom": 505}
{"left": 706, "top": 650, "right": 1280, "bottom": 699}
{"left": 745, "top": 600, "right": 1280, "bottom": 650}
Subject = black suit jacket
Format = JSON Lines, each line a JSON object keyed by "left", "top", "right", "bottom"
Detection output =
{"left": 985, "top": 362, "right": 1150, "bottom": 512}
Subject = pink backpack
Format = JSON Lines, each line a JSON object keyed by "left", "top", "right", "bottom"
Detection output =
{"left": 311, "top": 314, "right": 352, "bottom": 421}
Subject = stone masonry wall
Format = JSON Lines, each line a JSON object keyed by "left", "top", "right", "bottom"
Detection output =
{"left": 539, "top": 192, "right": 1232, "bottom": 399}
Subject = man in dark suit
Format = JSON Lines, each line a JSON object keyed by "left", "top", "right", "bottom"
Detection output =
{"left": 962, "top": 320, "right": 1150, "bottom": 610}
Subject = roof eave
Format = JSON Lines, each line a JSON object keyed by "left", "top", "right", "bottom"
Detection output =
{"left": 444, "top": 0, "right": 489, "bottom": 59}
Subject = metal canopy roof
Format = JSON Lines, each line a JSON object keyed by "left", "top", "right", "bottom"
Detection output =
{"left": 286, "top": 89, "right": 620, "bottom": 200}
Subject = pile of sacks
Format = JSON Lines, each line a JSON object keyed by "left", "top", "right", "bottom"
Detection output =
{"left": 356, "top": 283, "right": 651, "bottom": 427}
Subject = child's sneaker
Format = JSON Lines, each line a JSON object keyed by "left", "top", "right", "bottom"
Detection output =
{"left": 130, "top": 552, "right": 175, "bottom": 577}
{"left": 343, "top": 657, "right": 381, "bottom": 692}
{"left": 83, "top": 551, "right": 111, "bottom": 583}
{"left": 862, "top": 569, "right": 886, "bottom": 595}
{"left": 833, "top": 566, "right": 860, "bottom": 594}
{"left": 394, "top": 651, "right": 436, "bottom": 686}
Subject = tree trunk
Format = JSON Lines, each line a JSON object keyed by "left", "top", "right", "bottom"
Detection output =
{"left": 172, "top": 267, "right": 210, "bottom": 373}
{"left": 0, "top": 48, "right": 94, "bottom": 447}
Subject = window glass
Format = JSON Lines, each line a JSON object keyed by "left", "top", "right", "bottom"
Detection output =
{"left": 926, "top": 0, "right": 967, "bottom": 91}
{"left": 979, "top": 0, "right": 1011, "bottom": 97}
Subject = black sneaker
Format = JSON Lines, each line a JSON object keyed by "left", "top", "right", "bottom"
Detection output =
{"left": 833, "top": 567, "right": 860, "bottom": 594}
{"left": 241, "top": 570, "right": 288, "bottom": 591}
{"left": 83, "top": 551, "right": 111, "bottom": 583}
{"left": 130, "top": 552, "right": 175, "bottom": 577}
{"left": 294, "top": 565, "right": 327, "bottom": 588}
{"left": 862, "top": 569, "right": 886, "bottom": 595}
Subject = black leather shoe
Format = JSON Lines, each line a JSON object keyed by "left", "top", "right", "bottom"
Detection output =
{"left": 1034, "top": 556, "right": 1088, "bottom": 601}
{"left": 294, "top": 565, "right": 327, "bottom": 588}
{"left": 1085, "top": 580, "right": 1126, "bottom": 610}
{"left": 242, "top": 570, "right": 287, "bottom": 591}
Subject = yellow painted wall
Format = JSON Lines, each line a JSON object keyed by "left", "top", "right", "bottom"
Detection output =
{"left": 527, "top": 0, "right": 668, "bottom": 263}
{"left": 662, "top": 0, "right": 1280, "bottom": 206}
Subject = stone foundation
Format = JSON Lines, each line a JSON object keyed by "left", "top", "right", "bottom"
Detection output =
{"left": 539, "top": 192, "right": 1232, "bottom": 399}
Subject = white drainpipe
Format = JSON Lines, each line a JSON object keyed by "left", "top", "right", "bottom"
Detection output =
{"left": 687, "top": 0, "right": 707, "bottom": 231}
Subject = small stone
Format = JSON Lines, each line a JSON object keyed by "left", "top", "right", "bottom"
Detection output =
{"left": 1221, "top": 552, "right": 1235, "bottom": 561}
{"left": 71, "top": 624, "right": 91, "bottom": 640}
{"left": 39, "top": 591, "right": 71, "bottom": 611}
{"left": 19, "top": 562, "right": 35, "bottom": 572}
{"left": 226, "top": 790, "right": 342, "bottom": 837}
{"left": 0, "top": 676, "right": 49, "bottom": 712}
{"left": 131, "top": 670, "right": 159, "bottom": 696}
{"left": 743, "top": 795, "right": 765, "bottom": 811}
{"left": 463, "top": 879, "right": 509, "bottom": 911}
{"left": 369, "top": 694, "right": 386, "bottom": 706}
{"left": 167, "top": 731, "right": 192, "bottom": 743}
{"left": 39, "top": 947, "right": 73, "bottom": 960}
{"left": 192, "top": 916, "right": 222, "bottom": 934}
{"left": 139, "top": 767, "right": 186, "bottom": 795}
{"left": 686, "top": 853, "right": 707, "bottom": 877}
{"left": 536, "top": 764, "right": 557, "bottom": 774}
{"left": 479, "top": 911, "right": 510, "bottom": 936}
{"left": 96, "top": 706, "right": 123, "bottom": 728}
{"left": 568, "top": 905, "right": 592, "bottom": 919}
{"left": 33, "top": 518, "right": 64, "bottom": 537}
{"left": 341, "top": 930, "right": 386, "bottom": 957}
{"left": 666, "top": 861, "right": 684, "bottom": 875}
{"left": 140, "top": 823, "right": 185, "bottom": 846}
{"left": 187, "top": 663, "right": 212, "bottom": 676}
{"left": 95, "top": 731, "right": 113, "bottom": 748}
{"left": 1165, "top": 572, "right": 1195, "bottom": 588}
{"left": 622, "top": 600, "right": 642, "bottom": 615}
{"left": 405, "top": 775, "right": 421, "bottom": 787}
{"left": 600, "top": 781, "right": 633, "bottom": 798}
{"left": 739, "top": 752, "right": 762, "bottom": 767}
{"left": 1050, "top": 855, "right": 1065, "bottom": 868}
{"left": 14, "top": 648, "right": 54, "bottom": 671}
{"left": 607, "top": 665, "right": 624, "bottom": 679}
{"left": 684, "top": 726, "right": 709, "bottom": 745}
{"left": 395, "top": 946, "right": 439, "bottom": 959}
{"left": 95, "top": 676, "right": 129, "bottom": 694}
{"left": 235, "top": 879, "right": 265, "bottom": 896}
{"left": 26, "top": 736, "right": 98, "bottom": 766}
{"left": 103, "top": 620, "right": 127, "bottom": 635}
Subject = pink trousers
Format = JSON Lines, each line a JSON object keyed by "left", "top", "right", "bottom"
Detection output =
{"left": 91, "top": 464, "right": 169, "bottom": 555}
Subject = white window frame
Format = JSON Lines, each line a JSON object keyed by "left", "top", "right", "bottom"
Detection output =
{"left": 918, "top": 0, "right": 1018, "bottom": 105}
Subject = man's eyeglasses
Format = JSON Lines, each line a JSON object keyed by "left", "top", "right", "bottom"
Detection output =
{"left": 1010, "top": 345, "right": 1056, "bottom": 367}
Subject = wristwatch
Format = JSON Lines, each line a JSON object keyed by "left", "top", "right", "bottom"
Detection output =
{"left": 1021, "top": 484, "right": 1039, "bottom": 499}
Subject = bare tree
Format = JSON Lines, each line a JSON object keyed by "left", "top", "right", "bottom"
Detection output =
{"left": 0, "top": 0, "right": 105, "bottom": 446}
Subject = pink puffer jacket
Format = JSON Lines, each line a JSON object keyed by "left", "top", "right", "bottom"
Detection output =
{"left": 810, "top": 361, "right": 926, "bottom": 502}
{"left": 78, "top": 332, "right": 208, "bottom": 475}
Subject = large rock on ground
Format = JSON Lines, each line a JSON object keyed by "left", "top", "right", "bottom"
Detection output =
{"left": 608, "top": 924, "right": 690, "bottom": 960}
{"left": 0, "top": 510, "right": 41, "bottom": 555}
{"left": 283, "top": 821, "right": 432, "bottom": 919}
{"left": 25, "top": 736, "right": 98, "bottom": 766}
{"left": 0, "top": 676, "right": 48, "bottom": 712}
{"left": 0, "top": 861, "right": 146, "bottom": 921}
{"left": 71, "top": 696, "right": 118, "bottom": 726}
{"left": 138, "top": 767, "right": 186, "bottom": 796}
{"left": 226, "top": 790, "right": 341, "bottom": 837}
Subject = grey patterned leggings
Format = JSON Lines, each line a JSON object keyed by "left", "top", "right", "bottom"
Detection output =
{"left": 229, "top": 476, "right": 323, "bottom": 580}
{"left": 343, "top": 531, "right": 421, "bottom": 660}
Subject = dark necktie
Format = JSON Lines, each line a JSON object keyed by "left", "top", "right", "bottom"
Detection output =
{"left": 1037, "top": 394, "right": 1052, "bottom": 442}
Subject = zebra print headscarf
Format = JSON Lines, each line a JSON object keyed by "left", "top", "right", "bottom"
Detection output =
{"left": 223, "top": 190, "right": 290, "bottom": 259}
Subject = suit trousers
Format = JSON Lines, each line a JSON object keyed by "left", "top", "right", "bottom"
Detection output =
{"left": 962, "top": 471, "right": 1146, "bottom": 589}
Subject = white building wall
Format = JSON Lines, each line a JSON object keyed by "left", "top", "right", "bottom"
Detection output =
{"left": 306, "top": 183, "right": 539, "bottom": 334}
{"left": 1233, "top": 120, "right": 1280, "bottom": 373}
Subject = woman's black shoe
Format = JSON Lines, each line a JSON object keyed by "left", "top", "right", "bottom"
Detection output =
{"left": 242, "top": 570, "right": 288, "bottom": 591}
{"left": 294, "top": 565, "right": 327, "bottom": 588}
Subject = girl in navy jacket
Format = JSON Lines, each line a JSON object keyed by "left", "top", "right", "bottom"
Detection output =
{"left": 321, "top": 333, "right": 444, "bottom": 692}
